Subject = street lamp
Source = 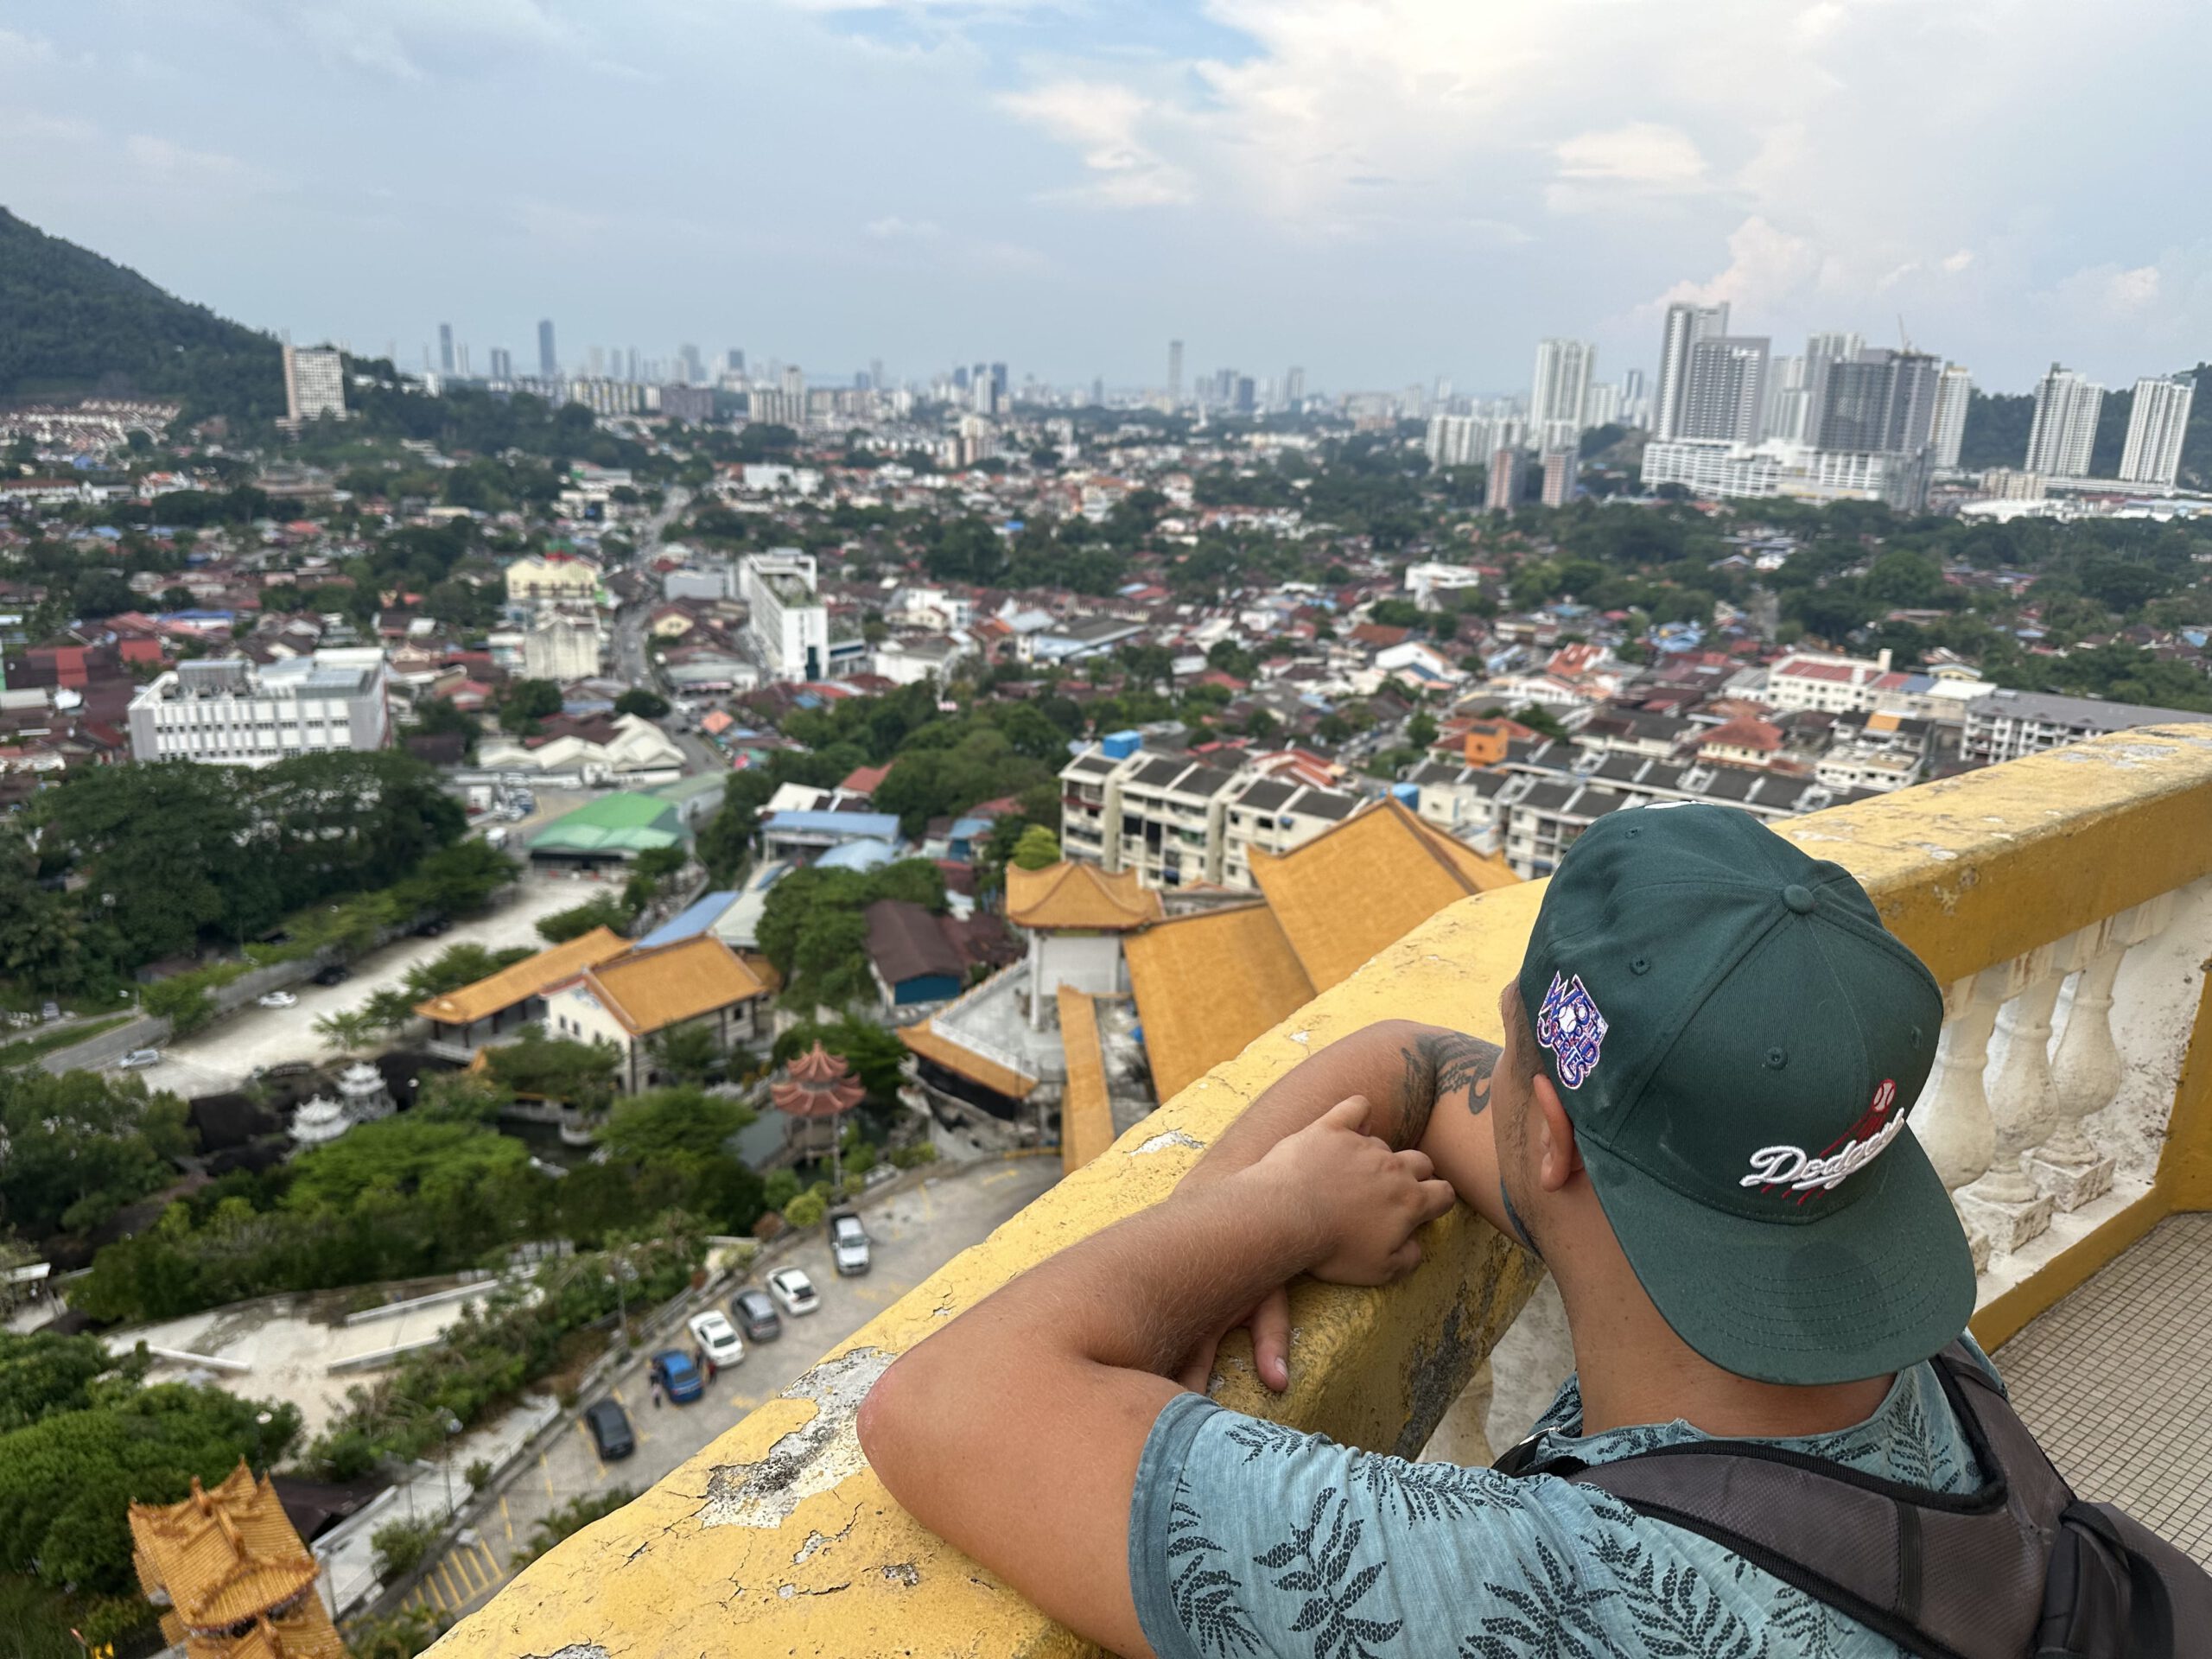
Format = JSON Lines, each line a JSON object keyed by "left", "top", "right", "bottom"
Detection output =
{"left": 442, "top": 1414, "right": 463, "bottom": 1516}
{"left": 251, "top": 1409, "right": 273, "bottom": 1474}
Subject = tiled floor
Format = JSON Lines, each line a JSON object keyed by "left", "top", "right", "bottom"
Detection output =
{"left": 1998, "top": 1211, "right": 2212, "bottom": 1566}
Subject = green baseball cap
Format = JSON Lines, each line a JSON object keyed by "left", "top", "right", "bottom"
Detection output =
{"left": 1516, "top": 803, "right": 1974, "bottom": 1386}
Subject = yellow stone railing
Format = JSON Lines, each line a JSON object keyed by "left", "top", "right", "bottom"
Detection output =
{"left": 433, "top": 725, "right": 2212, "bottom": 1659}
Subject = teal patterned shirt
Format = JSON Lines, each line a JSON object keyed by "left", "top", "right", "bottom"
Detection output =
{"left": 1130, "top": 1340, "right": 1999, "bottom": 1658}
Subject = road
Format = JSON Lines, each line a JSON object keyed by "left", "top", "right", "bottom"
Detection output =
{"left": 610, "top": 488, "right": 687, "bottom": 690}
{"left": 119, "top": 875, "right": 593, "bottom": 1097}
{"left": 406, "top": 1156, "right": 1062, "bottom": 1626}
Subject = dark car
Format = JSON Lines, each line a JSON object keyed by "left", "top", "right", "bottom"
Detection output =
{"left": 732, "top": 1287, "right": 782, "bottom": 1344}
{"left": 584, "top": 1398, "right": 633, "bottom": 1460}
{"left": 311, "top": 963, "right": 351, "bottom": 987}
{"left": 649, "top": 1349, "right": 703, "bottom": 1403}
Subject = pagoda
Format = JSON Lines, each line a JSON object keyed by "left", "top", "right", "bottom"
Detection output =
{"left": 130, "top": 1460, "right": 346, "bottom": 1659}
{"left": 770, "top": 1042, "right": 867, "bottom": 1175}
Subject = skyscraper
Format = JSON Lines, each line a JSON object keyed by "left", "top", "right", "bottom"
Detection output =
{"left": 1284, "top": 365, "right": 1306, "bottom": 407}
{"left": 1654, "top": 302, "right": 1728, "bottom": 441}
{"left": 587, "top": 346, "right": 605, "bottom": 378}
{"left": 2024, "top": 364, "right": 2104, "bottom": 478}
{"left": 538, "top": 320, "right": 557, "bottom": 378}
{"left": 282, "top": 343, "right": 346, "bottom": 425}
{"left": 1540, "top": 448, "right": 1580, "bottom": 508}
{"left": 1529, "top": 339, "right": 1596, "bottom": 449}
{"left": 1167, "top": 340, "right": 1185, "bottom": 409}
{"left": 488, "top": 346, "right": 513, "bottom": 382}
{"left": 1815, "top": 350, "right": 1941, "bottom": 455}
{"left": 1929, "top": 365, "right": 1973, "bottom": 470}
{"left": 679, "top": 343, "right": 704, "bottom": 385}
{"left": 1763, "top": 355, "right": 1810, "bottom": 442}
{"left": 1799, "top": 332, "right": 1866, "bottom": 448}
{"left": 1679, "top": 336, "right": 1769, "bottom": 444}
{"left": 2118, "top": 374, "right": 2196, "bottom": 486}
{"left": 727, "top": 347, "right": 747, "bottom": 374}
{"left": 1485, "top": 448, "right": 1524, "bottom": 511}
{"left": 437, "top": 323, "right": 454, "bottom": 376}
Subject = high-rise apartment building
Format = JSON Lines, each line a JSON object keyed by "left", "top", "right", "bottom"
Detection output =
{"left": 1529, "top": 339, "right": 1596, "bottom": 449}
{"left": 2024, "top": 364, "right": 2103, "bottom": 478}
{"left": 1763, "top": 355, "right": 1810, "bottom": 442}
{"left": 1485, "top": 447, "right": 1524, "bottom": 511}
{"left": 1167, "top": 340, "right": 1184, "bottom": 409}
{"left": 537, "top": 319, "right": 558, "bottom": 378}
{"left": 438, "top": 323, "right": 454, "bottom": 375}
{"left": 1540, "top": 448, "right": 1580, "bottom": 508}
{"left": 1929, "top": 365, "right": 1973, "bottom": 469}
{"left": 1284, "top": 365, "right": 1306, "bottom": 406}
{"left": 2118, "top": 374, "right": 2196, "bottom": 487}
{"left": 1653, "top": 302, "right": 1728, "bottom": 440}
{"left": 1580, "top": 383, "right": 1621, "bottom": 429}
{"left": 1620, "top": 367, "right": 1646, "bottom": 427}
{"left": 727, "top": 347, "right": 747, "bottom": 374}
{"left": 488, "top": 346, "right": 513, "bottom": 382}
{"left": 1799, "top": 332, "right": 1866, "bottom": 448}
{"left": 1815, "top": 349, "right": 1941, "bottom": 456}
{"left": 1426, "top": 416, "right": 1484, "bottom": 470}
{"left": 587, "top": 346, "right": 605, "bottom": 378}
{"left": 1679, "top": 336, "right": 1769, "bottom": 444}
{"left": 678, "top": 343, "right": 704, "bottom": 385}
{"left": 740, "top": 550, "right": 830, "bottom": 683}
{"left": 281, "top": 343, "right": 346, "bottom": 425}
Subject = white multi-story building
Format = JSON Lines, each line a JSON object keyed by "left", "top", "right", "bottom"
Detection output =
{"left": 2024, "top": 364, "right": 2103, "bottom": 479}
{"left": 1425, "top": 415, "right": 1484, "bottom": 470}
{"left": 523, "top": 611, "right": 603, "bottom": 683}
{"left": 1764, "top": 650, "right": 1897, "bottom": 715}
{"left": 2118, "top": 375, "right": 2196, "bottom": 487}
{"left": 1679, "top": 336, "right": 1770, "bottom": 444}
{"left": 1929, "top": 365, "right": 1973, "bottom": 470}
{"left": 1580, "top": 381, "right": 1621, "bottom": 430}
{"left": 1654, "top": 302, "right": 1728, "bottom": 442}
{"left": 127, "top": 650, "right": 391, "bottom": 766}
{"left": 1762, "top": 354, "right": 1810, "bottom": 442}
{"left": 1640, "top": 439, "right": 1924, "bottom": 509}
{"left": 282, "top": 344, "right": 346, "bottom": 425}
{"left": 1529, "top": 339, "right": 1595, "bottom": 451}
{"left": 1961, "top": 689, "right": 2212, "bottom": 767}
{"left": 739, "top": 550, "right": 830, "bottom": 683}
{"left": 1403, "top": 562, "right": 1488, "bottom": 610}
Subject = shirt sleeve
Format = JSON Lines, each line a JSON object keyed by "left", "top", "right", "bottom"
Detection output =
{"left": 1128, "top": 1394, "right": 1616, "bottom": 1659}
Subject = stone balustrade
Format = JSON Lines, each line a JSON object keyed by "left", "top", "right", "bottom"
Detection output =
{"left": 432, "top": 725, "right": 2212, "bottom": 1659}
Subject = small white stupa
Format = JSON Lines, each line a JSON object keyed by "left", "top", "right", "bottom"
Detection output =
{"left": 289, "top": 1094, "right": 349, "bottom": 1148}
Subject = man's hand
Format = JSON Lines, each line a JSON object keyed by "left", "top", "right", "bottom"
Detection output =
{"left": 1251, "top": 1095, "right": 1459, "bottom": 1282}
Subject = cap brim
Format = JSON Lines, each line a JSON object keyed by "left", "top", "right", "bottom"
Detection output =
{"left": 1579, "top": 1124, "right": 1978, "bottom": 1387}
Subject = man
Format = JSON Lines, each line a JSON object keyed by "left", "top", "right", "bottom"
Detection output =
{"left": 860, "top": 804, "right": 1981, "bottom": 1656}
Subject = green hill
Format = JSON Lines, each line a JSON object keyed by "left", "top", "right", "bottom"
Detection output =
{"left": 0, "top": 207, "right": 284, "bottom": 419}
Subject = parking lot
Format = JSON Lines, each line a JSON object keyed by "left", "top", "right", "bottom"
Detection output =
{"left": 117, "top": 873, "right": 596, "bottom": 1096}
{"left": 410, "top": 1155, "right": 1062, "bottom": 1624}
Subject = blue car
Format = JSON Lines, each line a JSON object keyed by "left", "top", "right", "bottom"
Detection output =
{"left": 649, "top": 1349, "right": 702, "bottom": 1403}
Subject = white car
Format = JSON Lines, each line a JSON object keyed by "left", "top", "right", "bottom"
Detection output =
{"left": 257, "top": 991, "right": 298, "bottom": 1009}
{"left": 118, "top": 1048, "right": 162, "bottom": 1069}
{"left": 686, "top": 1310, "right": 745, "bottom": 1369}
{"left": 766, "top": 1267, "right": 820, "bottom": 1317}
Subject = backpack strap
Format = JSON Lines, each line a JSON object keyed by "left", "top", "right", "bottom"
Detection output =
{"left": 1497, "top": 1344, "right": 2069, "bottom": 1659}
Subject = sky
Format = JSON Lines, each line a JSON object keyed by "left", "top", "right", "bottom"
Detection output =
{"left": 3, "top": 0, "right": 2209, "bottom": 398}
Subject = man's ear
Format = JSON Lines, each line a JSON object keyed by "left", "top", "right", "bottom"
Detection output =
{"left": 1531, "top": 1073, "right": 1583, "bottom": 1192}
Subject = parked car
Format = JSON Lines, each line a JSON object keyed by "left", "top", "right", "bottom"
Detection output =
{"left": 39, "top": 1001, "right": 60, "bottom": 1021}
{"left": 766, "top": 1267, "right": 820, "bottom": 1317}
{"left": 118, "top": 1048, "right": 162, "bottom": 1069}
{"left": 649, "top": 1349, "right": 703, "bottom": 1403}
{"left": 584, "top": 1398, "right": 634, "bottom": 1460}
{"left": 830, "top": 1211, "right": 871, "bottom": 1277}
{"left": 311, "top": 963, "right": 351, "bottom": 987}
{"left": 688, "top": 1310, "right": 745, "bottom": 1369}
{"left": 731, "top": 1287, "right": 782, "bottom": 1344}
{"left": 257, "top": 991, "right": 298, "bottom": 1009}
{"left": 863, "top": 1163, "right": 899, "bottom": 1190}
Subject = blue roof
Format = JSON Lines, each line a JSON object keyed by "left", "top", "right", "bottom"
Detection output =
{"left": 636, "top": 891, "right": 739, "bottom": 950}
{"left": 947, "top": 817, "right": 993, "bottom": 841}
{"left": 764, "top": 810, "right": 902, "bottom": 840}
{"left": 816, "top": 837, "right": 899, "bottom": 872}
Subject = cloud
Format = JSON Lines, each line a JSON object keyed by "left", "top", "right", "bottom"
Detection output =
{"left": 998, "top": 79, "right": 1194, "bottom": 207}
{"left": 1554, "top": 124, "right": 1707, "bottom": 188}
{"left": 1655, "top": 215, "right": 1825, "bottom": 315}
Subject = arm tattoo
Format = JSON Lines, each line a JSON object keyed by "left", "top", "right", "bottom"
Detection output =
{"left": 1392, "top": 1031, "right": 1502, "bottom": 1148}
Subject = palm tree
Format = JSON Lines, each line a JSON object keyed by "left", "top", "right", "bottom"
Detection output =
{"left": 313, "top": 1008, "right": 378, "bottom": 1055}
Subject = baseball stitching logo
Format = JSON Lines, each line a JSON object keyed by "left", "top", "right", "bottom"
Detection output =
{"left": 1535, "top": 971, "right": 1608, "bottom": 1089}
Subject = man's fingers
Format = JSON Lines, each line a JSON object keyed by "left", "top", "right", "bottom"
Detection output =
{"left": 1388, "top": 1240, "right": 1423, "bottom": 1278}
{"left": 1416, "top": 1177, "right": 1458, "bottom": 1224}
{"left": 1395, "top": 1147, "right": 1437, "bottom": 1182}
{"left": 1176, "top": 1332, "right": 1220, "bottom": 1395}
{"left": 1325, "top": 1093, "right": 1370, "bottom": 1132}
{"left": 1250, "top": 1285, "right": 1292, "bottom": 1393}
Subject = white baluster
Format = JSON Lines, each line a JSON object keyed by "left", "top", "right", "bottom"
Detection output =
{"left": 1916, "top": 970, "right": 2001, "bottom": 1272}
{"left": 2024, "top": 909, "right": 2139, "bottom": 1210}
{"left": 1955, "top": 943, "right": 2066, "bottom": 1253}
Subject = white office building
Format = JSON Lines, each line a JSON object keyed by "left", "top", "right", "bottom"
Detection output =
{"left": 1930, "top": 365, "right": 1973, "bottom": 469}
{"left": 1653, "top": 302, "right": 1728, "bottom": 442}
{"left": 1641, "top": 439, "right": 1924, "bottom": 509}
{"left": 1529, "top": 339, "right": 1596, "bottom": 450}
{"left": 2118, "top": 375, "right": 2196, "bottom": 487}
{"left": 1679, "top": 337, "right": 1770, "bottom": 444}
{"left": 282, "top": 344, "right": 346, "bottom": 425}
{"left": 2024, "top": 364, "right": 2103, "bottom": 480}
{"left": 127, "top": 650, "right": 391, "bottom": 766}
{"left": 740, "top": 550, "right": 830, "bottom": 683}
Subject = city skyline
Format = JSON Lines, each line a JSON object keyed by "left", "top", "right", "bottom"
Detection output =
{"left": 3, "top": 3, "right": 2209, "bottom": 394}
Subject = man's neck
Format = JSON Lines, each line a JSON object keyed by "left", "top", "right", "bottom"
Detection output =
{"left": 1564, "top": 1294, "right": 1895, "bottom": 1440}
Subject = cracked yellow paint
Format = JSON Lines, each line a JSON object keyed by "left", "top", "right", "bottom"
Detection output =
{"left": 432, "top": 728, "right": 2212, "bottom": 1659}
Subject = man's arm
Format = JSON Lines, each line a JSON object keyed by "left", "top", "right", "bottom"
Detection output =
{"left": 858, "top": 1100, "right": 1455, "bottom": 1658}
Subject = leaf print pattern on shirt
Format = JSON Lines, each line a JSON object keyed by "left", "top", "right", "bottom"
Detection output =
{"left": 1456, "top": 1535, "right": 1626, "bottom": 1659}
{"left": 1165, "top": 1475, "right": 1262, "bottom": 1656}
{"left": 1253, "top": 1487, "right": 1403, "bottom": 1659}
{"left": 1354, "top": 1453, "right": 1502, "bottom": 1525}
{"left": 1580, "top": 1530, "right": 1765, "bottom": 1659}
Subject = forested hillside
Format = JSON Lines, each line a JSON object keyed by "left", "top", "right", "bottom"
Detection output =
{"left": 0, "top": 207, "right": 283, "bottom": 418}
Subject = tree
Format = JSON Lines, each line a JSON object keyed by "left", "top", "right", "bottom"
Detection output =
{"left": 344, "top": 1605, "right": 451, "bottom": 1659}
{"left": 0, "top": 1071, "right": 193, "bottom": 1238}
{"left": 499, "top": 679, "right": 563, "bottom": 734}
{"left": 313, "top": 1008, "right": 378, "bottom": 1055}
{"left": 0, "top": 1332, "right": 137, "bottom": 1433}
{"left": 483, "top": 1027, "right": 621, "bottom": 1113}
{"left": 613, "top": 689, "right": 670, "bottom": 720}
{"left": 1009, "top": 823, "right": 1062, "bottom": 870}
{"left": 647, "top": 1024, "right": 721, "bottom": 1085}
{"left": 537, "top": 893, "right": 632, "bottom": 944}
